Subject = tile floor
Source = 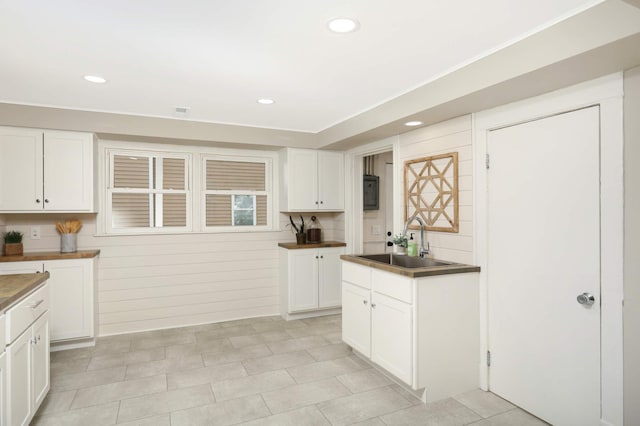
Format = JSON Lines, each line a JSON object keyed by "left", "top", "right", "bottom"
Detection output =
{"left": 33, "top": 314, "right": 548, "bottom": 425}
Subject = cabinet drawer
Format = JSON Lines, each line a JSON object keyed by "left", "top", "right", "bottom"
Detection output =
{"left": 0, "top": 314, "right": 5, "bottom": 349}
{"left": 372, "top": 269, "right": 412, "bottom": 304}
{"left": 342, "top": 261, "right": 371, "bottom": 289}
{"left": 6, "top": 284, "right": 49, "bottom": 344}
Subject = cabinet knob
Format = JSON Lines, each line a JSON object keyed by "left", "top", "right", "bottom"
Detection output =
{"left": 36, "top": 199, "right": 41, "bottom": 203}
{"left": 371, "top": 303, "right": 377, "bottom": 308}
{"left": 320, "top": 201, "right": 323, "bottom": 204}
{"left": 320, "top": 255, "right": 324, "bottom": 259}
{"left": 315, "top": 201, "right": 319, "bottom": 205}
{"left": 44, "top": 199, "right": 49, "bottom": 203}
{"left": 363, "top": 300, "right": 368, "bottom": 305}
{"left": 315, "top": 256, "right": 319, "bottom": 259}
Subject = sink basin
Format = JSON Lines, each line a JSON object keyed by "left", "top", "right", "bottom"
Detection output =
{"left": 357, "top": 253, "right": 455, "bottom": 268}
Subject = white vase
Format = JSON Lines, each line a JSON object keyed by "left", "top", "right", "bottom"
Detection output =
{"left": 394, "top": 245, "right": 407, "bottom": 255}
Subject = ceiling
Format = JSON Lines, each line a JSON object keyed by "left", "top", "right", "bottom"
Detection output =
{"left": 1, "top": 0, "right": 605, "bottom": 136}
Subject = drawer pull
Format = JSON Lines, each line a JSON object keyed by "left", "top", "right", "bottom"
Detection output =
{"left": 28, "top": 299, "right": 45, "bottom": 309}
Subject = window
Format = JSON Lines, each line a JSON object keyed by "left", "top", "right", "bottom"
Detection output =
{"left": 106, "top": 150, "right": 191, "bottom": 233}
{"left": 203, "top": 157, "right": 271, "bottom": 230}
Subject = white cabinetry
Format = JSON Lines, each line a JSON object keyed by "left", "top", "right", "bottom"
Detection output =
{"left": 279, "top": 148, "right": 344, "bottom": 211}
{"left": 6, "top": 283, "right": 50, "bottom": 426}
{"left": 0, "top": 126, "right": 96, "bottom": 212}
{"left": 280, "top": 246, "right": 345, "bottom": 319}
{"left": 341, "top": 261, "right": 479, "bottom": 402}
{"left": 0, "top": 314, "right": 6, "bottom": 426}
{"left": 0, "top": 259, "right": 95, "bottom": 342}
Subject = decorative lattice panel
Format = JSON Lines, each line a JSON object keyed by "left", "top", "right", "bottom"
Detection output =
{"left": 404, "top": 152, "right": 459, "bottom": 233}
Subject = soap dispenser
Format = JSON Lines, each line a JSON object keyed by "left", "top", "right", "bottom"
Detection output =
{"left": 408, "top": 233, "right": 418, "bottom": 257}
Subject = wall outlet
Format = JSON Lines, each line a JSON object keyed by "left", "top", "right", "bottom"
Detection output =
{"left": 30, "top": 226, "right": 41, "bottom": 240}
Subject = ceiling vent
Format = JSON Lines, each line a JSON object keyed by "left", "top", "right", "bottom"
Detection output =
{"left": 173, "top": 106, "right": 190, "bottom": 117}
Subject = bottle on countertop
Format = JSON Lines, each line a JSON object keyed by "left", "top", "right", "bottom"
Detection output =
{"left": 407, "top": 233, "right": 418, "bottom": 257}
{"left": 307, "top": 216, "right": 322, "bottom": 243}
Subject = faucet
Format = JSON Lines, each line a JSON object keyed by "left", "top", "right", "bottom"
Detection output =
{"left": 403, "top": 215, "right": 431, "bottom": 258}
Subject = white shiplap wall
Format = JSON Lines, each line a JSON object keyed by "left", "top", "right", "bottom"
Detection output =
{"left": 398, "top": 115, "right": 473, "bottom": 264}
{"left": 2, "top": 212, "right": 343, "bottom": 336}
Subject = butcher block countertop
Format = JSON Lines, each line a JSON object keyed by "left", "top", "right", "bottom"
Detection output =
{"left": 0, "top": 272, "right": 50, "bottom": 311}
{"left": 0, "top": 249, "right": 100, "bottom": 263}
{"left": 278, "top": 241, "right": 347, "bottom": 250}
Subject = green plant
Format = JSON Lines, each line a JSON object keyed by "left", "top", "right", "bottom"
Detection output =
{"left": 2, "top": 231, "right": 23, "bottom": 244}
{"left": 393, "top": 233, "right": 408, "bottom": 248}
{"left": 288, "top": 215, "right": 305, "bottom": 235}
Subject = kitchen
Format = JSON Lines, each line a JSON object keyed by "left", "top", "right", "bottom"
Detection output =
{"left": 0, "top": 1, "right": 639, "bottom": 425}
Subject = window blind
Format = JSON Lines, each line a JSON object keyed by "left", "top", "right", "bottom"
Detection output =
{"left": 206, "top": 160, "right": 265, "bottom": 191}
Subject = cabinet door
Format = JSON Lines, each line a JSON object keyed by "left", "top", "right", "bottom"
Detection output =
{"left": 0, "top": 351, "right": 6, "bottom": 426}
{"left": 31, "top": 313, "right": 49, "bottom": 409}
{"left": 371, "top": 292, "right": 413, "bottom": 385}
{"left": 7, "top": 329, "right": 32, "bottom": 426}
{"left": 342, "top": 282, "right": 371, "bottom": 357}
{"left": 43, "top": 131, "right": 94, "bottom": 211}
{"left": 317, "top": 151, "right": 344, "bottom": 211}
{"left": 0, "top": 127, "right": 43, "bottom": 211}
{"left": 287, "top": 149, "right": 318, "bottom": 211}
{"left": 318, "top": 248, "right": 344, "bottom": 308}
{"left": 45, "top": 260, "right": 93, "bottom": 341}
{"left": 288, "top": 250, "right": 319, "bottom": 312}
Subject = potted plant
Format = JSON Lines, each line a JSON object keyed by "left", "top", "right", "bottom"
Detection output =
{"left": 2, "top": 230, "right": 24, "bottom": 256}
{"left": 393, "top": 233, "right": 408, "bottom": 255}
{"left": 289, "top": 215, "right": 306, "bottom": 245}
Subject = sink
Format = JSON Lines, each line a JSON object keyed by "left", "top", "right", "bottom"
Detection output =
{"left": 357, "top": 253, "right": 455, "bottom": 268}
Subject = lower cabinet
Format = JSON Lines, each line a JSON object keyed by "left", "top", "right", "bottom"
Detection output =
{"left": 342, "top": 261, "right": 479, "bottom": 403}
{"left": 280, "top": 246, "right": 345, "bottom": 318}
{"left": 6, "top": 283, "right": 50, "bottom": 426}
{"left": 0, "top": 259, "right": 94, "bottom": 342}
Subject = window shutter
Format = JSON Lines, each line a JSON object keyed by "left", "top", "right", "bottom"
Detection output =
{"left": 112, "top": 193, "right": 150, "bottom": 228}
{"left": 206, "top": 160, "right": 265, "bottom": 191}
{"left": 114, "top": 156, "right": 149, "bottom": 188}
{"left": 163, "top": 158, "right": 185, "bottom": 190}
{"left": 206, "top": 194, "right": 232, "bottom": 226}
{"left": 162, "top": 194, "right": 187, "bottom": 226}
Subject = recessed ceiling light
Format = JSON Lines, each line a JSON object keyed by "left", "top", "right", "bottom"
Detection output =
{"left": 327, "top": 18, "right": 360, "bottom": 33}
{"left": 404, "top": 121, "right": 423, "bottom": 127}
{"left": 84, "top": 75, "right": 107, "bottom": 84}
{"left": 257, "top": 98, "right": 275, "bottom": 105}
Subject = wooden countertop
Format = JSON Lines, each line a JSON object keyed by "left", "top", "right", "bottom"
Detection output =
{"left": 0, "top": 249, "right": 100, "bottom": 263}
{"left": 278, "top": 241, "right": 347, "bottom": 250}
{"left": 0, "top": 272, "right": 50, "bottom": 311}
{"left": 341, "top": 254, "right": 480, "bottom": 278}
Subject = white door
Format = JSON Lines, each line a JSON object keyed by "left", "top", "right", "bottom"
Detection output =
{"left": 0, "top": 127, "right": 43, "bottom": 211}
{"left": 43, "top": 131, "right": 94, "bottom": 211}
{"left": 341, "top": 282, "right": 371, "bottom": 357}
{"left": 7, "top": 329, "right": 32, "bottom": 426}
{"left": 487, "top": 106, "right": 600, "bottom": 425}
{"left": 46, "top": 260, "right": 93, "bottom": 341}
{"left": 31, "top": 313, "right": 50, "bottom": 408}
{"left": 318, "top": 248, "right": 344, "bottom": 308}
{"left": 288, "top": 250, "right": 319, "bottom": 312}
{"left": 288, "top": 149, "right": 318, "bottom": 210}
{"left": 371, "top": 292, "right": 412, "bottom": 385}
{"left": 0, "top": 351, "right": 6, "bottom": 426}
{"left": 318, "top": 151, "right": 344, "bottom": 211}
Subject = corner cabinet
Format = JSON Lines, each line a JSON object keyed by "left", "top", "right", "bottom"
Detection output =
{"left": 341, "top": 260, "right": 479, "bottom": 403}
{"left": 279, "top": 244, "right": 345, "bottom": 320}
{"left": 0, "top": 258, "right": 96, "bottom": 344}
{"left": 279, "top": 148, "right": 344, "bottom": 212}
{"left": 0, "top": 126, "right": 96, "bottom": 212}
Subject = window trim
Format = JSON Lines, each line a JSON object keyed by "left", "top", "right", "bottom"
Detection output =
{"left": 201, "top": 154, "right": 274, "bottom": 232}
{"left": 105, "top": 148, "right": 192, "bottom": 235}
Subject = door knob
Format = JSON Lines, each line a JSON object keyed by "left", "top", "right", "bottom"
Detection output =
{"left": 577, "top": 292, "right": 595, "bottom": 306}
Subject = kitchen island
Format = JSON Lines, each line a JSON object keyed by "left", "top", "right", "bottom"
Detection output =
{"left": 341, "top": 254, "right": 480, "bottom": 403}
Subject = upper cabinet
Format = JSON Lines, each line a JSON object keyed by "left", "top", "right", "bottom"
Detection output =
{"left": 0, "top": 127, "right": 96, "bottom": 212}
{"left": 279, "top": 148, "right": 344, "bottom": 212}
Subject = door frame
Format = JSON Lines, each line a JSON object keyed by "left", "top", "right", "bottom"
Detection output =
{"left": 473, "top": 73, "right": 624, "bottom": 426}
{"left": 345, "top": 136, "right": 400, "bottom": 253}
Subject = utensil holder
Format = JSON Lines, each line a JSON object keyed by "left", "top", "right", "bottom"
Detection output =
{"left": 61, "top": 234, "right": 77, "bottom": 253}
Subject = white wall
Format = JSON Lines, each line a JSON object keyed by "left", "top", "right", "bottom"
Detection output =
{"left": 397, "top": 116, "right": 473, "bottom": 264}
{"left": 624, "top": 65, "right": 640, "bottom": 426}
{"left": 1, "top": 203, "right": 344, "bottom": 337}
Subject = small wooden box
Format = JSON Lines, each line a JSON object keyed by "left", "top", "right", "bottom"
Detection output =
{"left": 3, "top": 243, "right": 23, "bottom": 256}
